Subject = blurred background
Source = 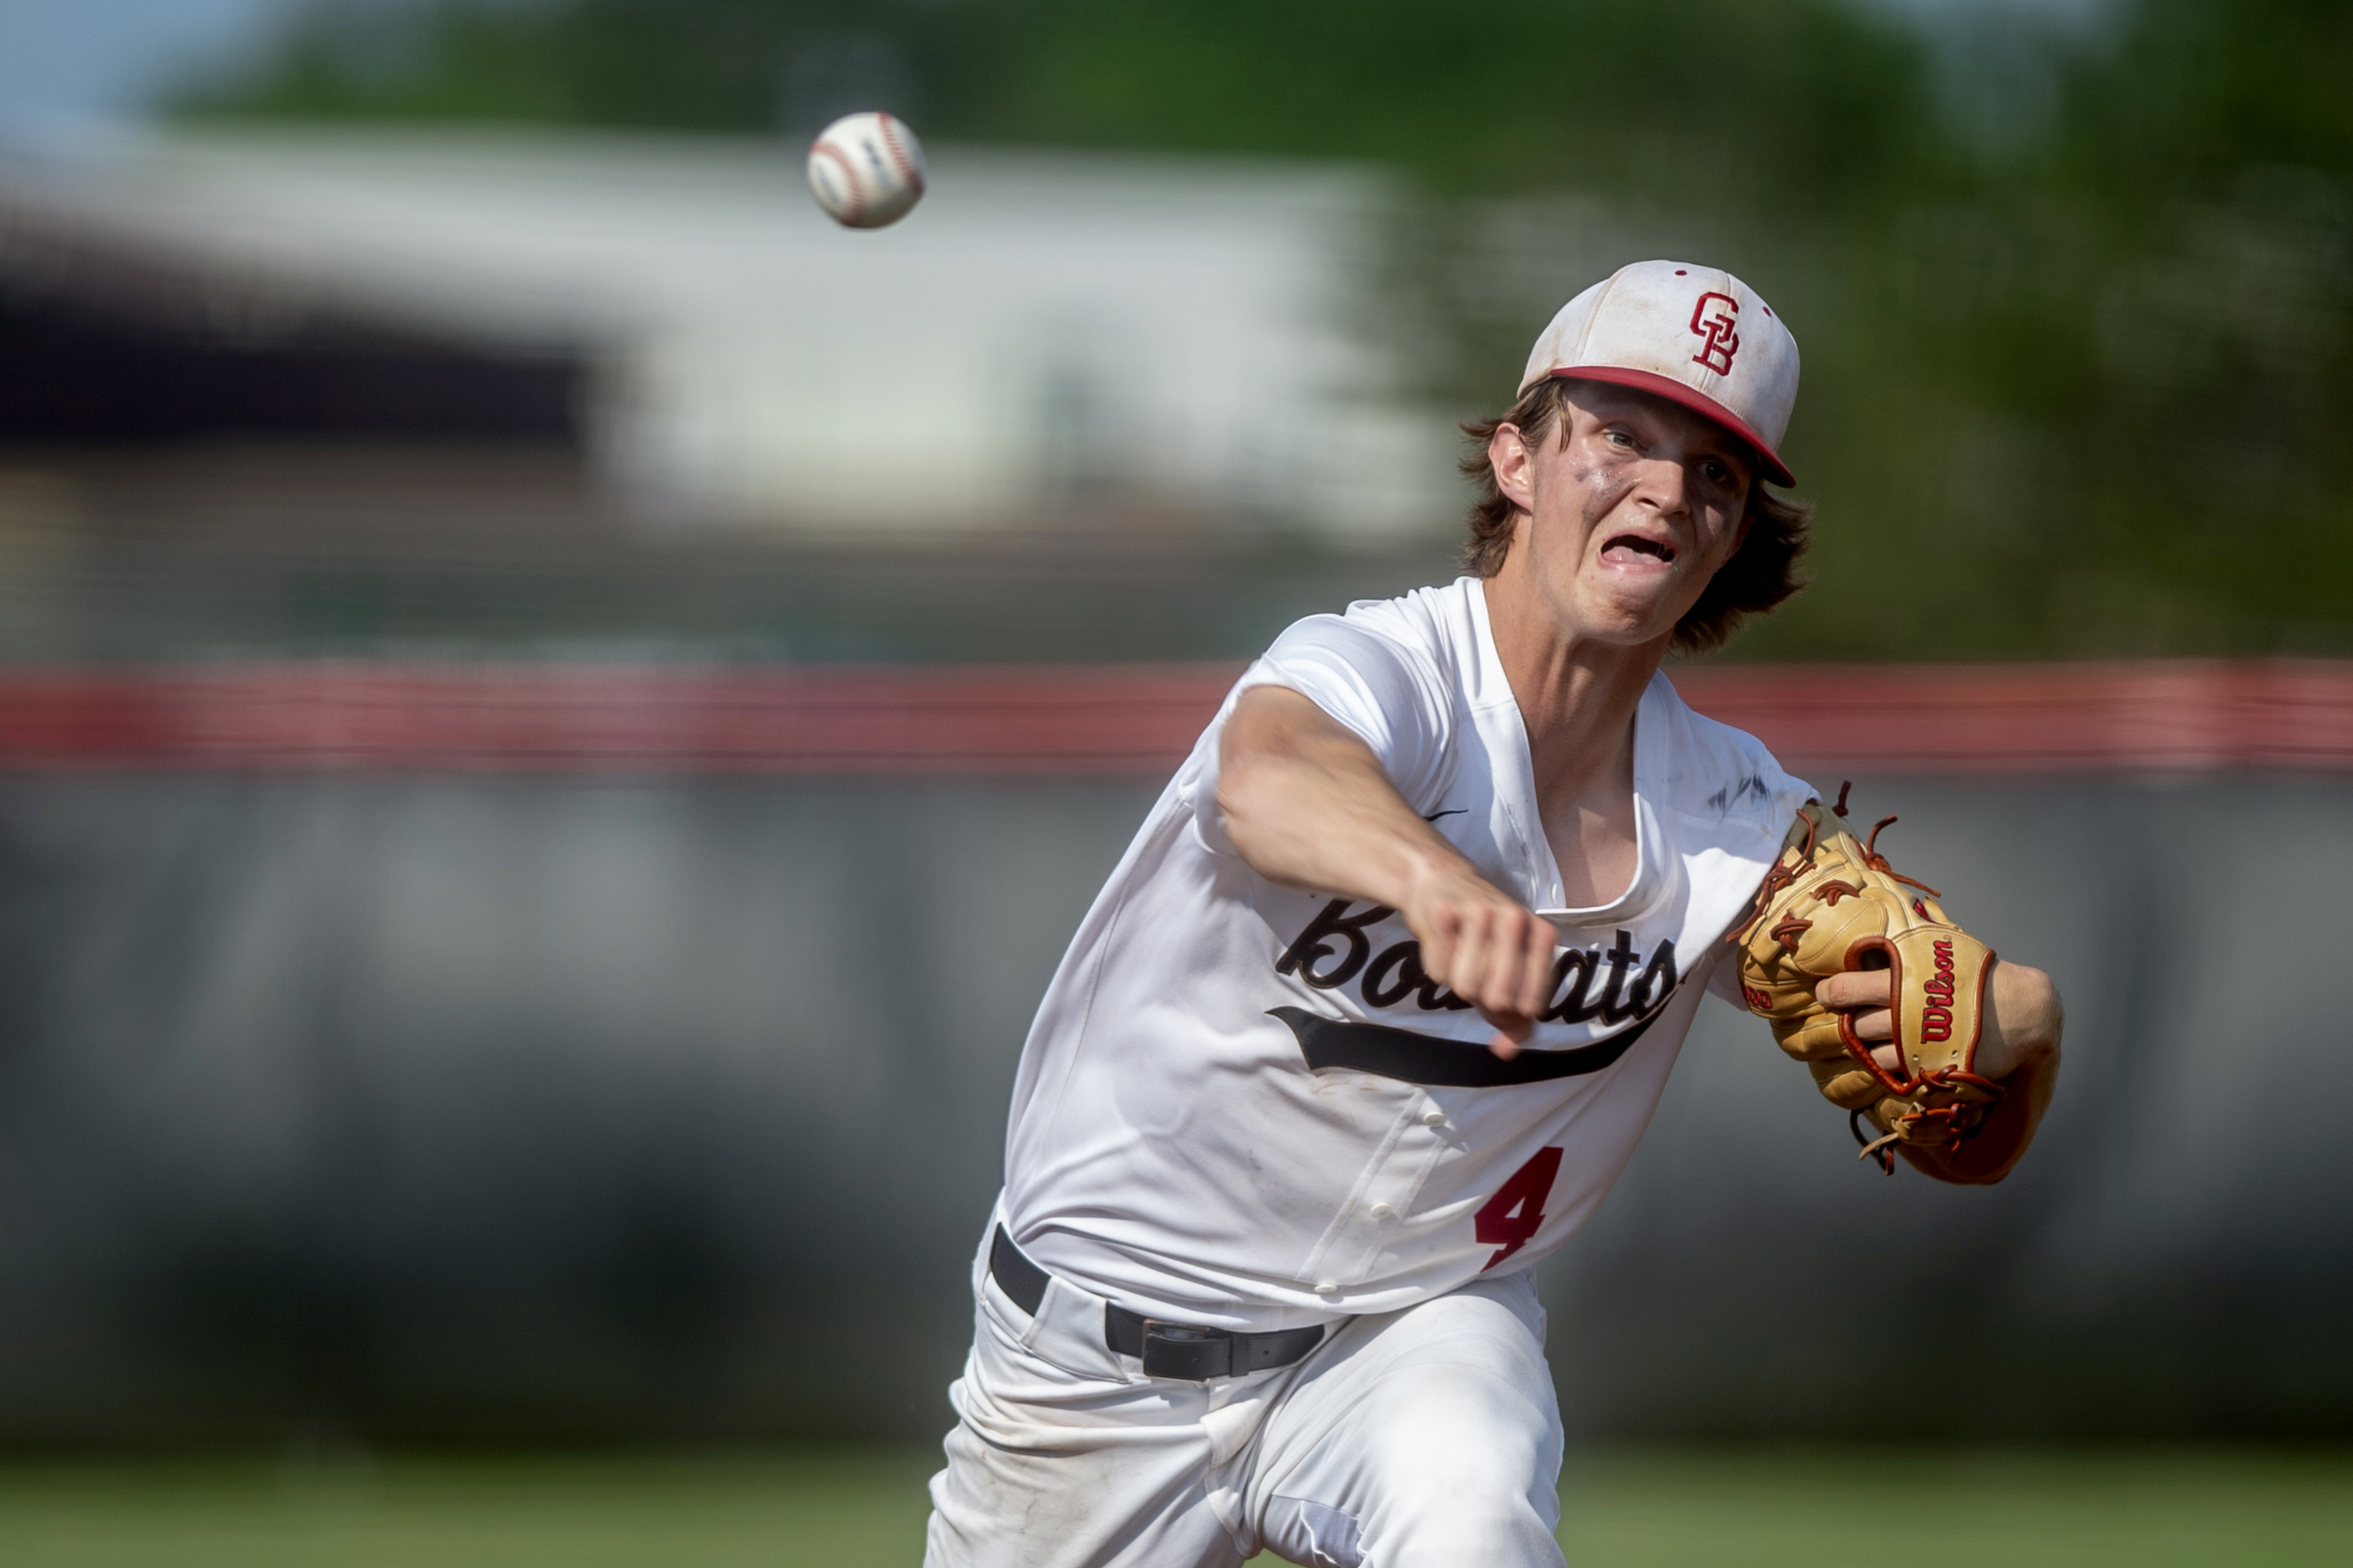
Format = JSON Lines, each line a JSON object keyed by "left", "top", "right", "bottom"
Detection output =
{"left": 0, "top": 1, "right": 2349, "bottom": 1563}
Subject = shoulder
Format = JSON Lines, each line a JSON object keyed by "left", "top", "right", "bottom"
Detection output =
{"left": 1257, "top": 579, "right": 1474, "bottom": 706}
{"left": 1337, "top": 577, "right": 1479, "bottom": 650}
{"left": 1228, "top": 581, "right": 1472, "bottom": 801}
{"left": 1638, "top": 670, "right": 1814, "bottom": 830}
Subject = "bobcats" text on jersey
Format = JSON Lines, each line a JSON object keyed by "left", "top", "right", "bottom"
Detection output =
{"left": 1276, "top": 899, "right": 1678, "bottom": 1025}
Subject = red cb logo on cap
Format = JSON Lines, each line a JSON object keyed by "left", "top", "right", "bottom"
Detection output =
{"left": 1688, "top": 292, "right": 1740, "bottom": 376}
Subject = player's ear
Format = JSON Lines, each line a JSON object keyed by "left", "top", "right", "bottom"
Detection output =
{"left": 1490, "top": 423, "right": 1536, "bottom": 514}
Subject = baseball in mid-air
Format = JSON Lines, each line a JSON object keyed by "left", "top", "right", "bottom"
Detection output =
{"left": 807, "top": 111, "right": 926, "bottom": 229}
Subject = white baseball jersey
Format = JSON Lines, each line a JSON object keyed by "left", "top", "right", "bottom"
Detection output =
{"left": 999, "top": 576, "right": 1812, "bottom": 1331}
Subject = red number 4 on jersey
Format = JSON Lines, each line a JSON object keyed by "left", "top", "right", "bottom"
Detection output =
{"left": 1475, "top": 1146, "right": 1564, "bottom": 1270}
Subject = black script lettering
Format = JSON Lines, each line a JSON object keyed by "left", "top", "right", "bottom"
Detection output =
{"left": 1355, "top": 937, "right": 1480, "bottom": 1014}
{"left": 1277, "top": 900, "right": 1393, "bottom": 990}
{"left": 1628, "top": 939, "right": 1679, "bottom": 1017}
{"left": 1416, "top": 973, "right": 1477, "bottom": 1012}
{"left": 1362, "top": 942, "right": 1422, "bottom": 1009}
{"left": 1540, "top": 948, "right": 1602, "bottom": 1023}
{"left": 1596, "top": 930, "right": 1641, "bottom": 1024}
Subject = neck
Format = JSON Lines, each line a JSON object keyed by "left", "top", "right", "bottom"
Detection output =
{"left": 1479, "top": 573, "right": 1668, "bottom": 800}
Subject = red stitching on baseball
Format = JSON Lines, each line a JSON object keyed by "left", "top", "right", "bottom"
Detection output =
{"left": 813, "top": 140, "right": 865, "bottom": 223}
{"left": 875, "top": 113, "right": 924, "bottom": 196}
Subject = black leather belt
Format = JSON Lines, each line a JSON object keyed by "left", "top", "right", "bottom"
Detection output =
{"left": 989, "top": 1226, "right": 1326, "bottom": 1383}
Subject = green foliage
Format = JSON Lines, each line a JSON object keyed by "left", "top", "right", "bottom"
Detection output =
{"left": 176, "top": 0, "right": 2353, "bottom": 660}
{"left": 176, "top": 0, "right": 1939, "bottom": 207}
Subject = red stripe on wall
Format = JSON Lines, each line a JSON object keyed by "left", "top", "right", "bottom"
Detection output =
{"left": 1674, "top": 662, "right": 2353, "bottom": 774}
{"left": 0, "top": 666, "right": 1238, "bottom": 774}
{"left": 0, "top": 662, "right": 2346, "bottom": 774}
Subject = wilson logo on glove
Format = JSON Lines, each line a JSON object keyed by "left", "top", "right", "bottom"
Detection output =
{"left": 1921, "top": 940, "right": 1957, "bottom": 1043}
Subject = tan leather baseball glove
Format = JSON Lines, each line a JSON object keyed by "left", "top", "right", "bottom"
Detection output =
{"left": 1732, "top": 786, "right": 2047, "bottom": 1183}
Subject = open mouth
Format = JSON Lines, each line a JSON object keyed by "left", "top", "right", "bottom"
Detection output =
{"left": 1600, "top": 532, "right": 1677, "bottom": 568}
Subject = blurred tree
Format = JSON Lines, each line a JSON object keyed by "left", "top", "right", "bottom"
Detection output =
{"left": 173, "top": 0, "right": 1940, "bottom": 207}
{"left": 174, "top": 0, "right": 2353, "bottom": 661}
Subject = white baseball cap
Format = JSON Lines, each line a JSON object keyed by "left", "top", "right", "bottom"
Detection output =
{"left": 1519, "top": 259, "right": 1800, "bottom": 486}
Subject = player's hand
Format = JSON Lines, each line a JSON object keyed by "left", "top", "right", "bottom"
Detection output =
{"left": 1816, "top": 969, "right": 1895, "bottom": 1062}
{"left": 1820, "top": 961, "right": 2063, "bottom": 1084}
{"left": 1401, "top": 864, "right": 1558, "bottom": 1059}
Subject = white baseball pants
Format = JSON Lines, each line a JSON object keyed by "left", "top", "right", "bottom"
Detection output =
{"left": 923, "top": 1222, "right": 1566, "bottom": 1568}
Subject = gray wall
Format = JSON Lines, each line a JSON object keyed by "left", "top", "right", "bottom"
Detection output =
{"left": 0, "top": 773, "right": 2343, "bottom": 1445}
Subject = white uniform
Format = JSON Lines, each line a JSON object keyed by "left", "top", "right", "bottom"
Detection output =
{"left": 929, "top": 576, "right": 1812, "bottom": 1568}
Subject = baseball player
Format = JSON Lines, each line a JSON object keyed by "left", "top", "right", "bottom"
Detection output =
{"left": 925, "top": 259, "right": 2064, "bottom": 1568}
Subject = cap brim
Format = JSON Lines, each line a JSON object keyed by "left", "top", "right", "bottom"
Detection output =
{"left": 1545, "top": 366, "right": 1796, "bottom": 487}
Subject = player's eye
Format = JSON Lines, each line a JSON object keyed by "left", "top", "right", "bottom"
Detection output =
{"left": 1604, "top": 427, "right": 1637, "bottom": 449}
{"left": 1701, "top": 460, "right": 1731, "bottom": 484}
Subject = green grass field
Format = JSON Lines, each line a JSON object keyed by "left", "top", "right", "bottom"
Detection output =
{"left": 0, "top": 1447, "right": 2344, "bottom": 1567}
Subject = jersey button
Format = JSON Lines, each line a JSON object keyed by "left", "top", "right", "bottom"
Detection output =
{"left": 1368, "top": 1203, "right": 1395, "bottom": 1221}
{"left": 1420, "top": 1109, "right": 1446, "bottom": 1128}
{"left": 1313, "top": 1281, "right": 1338, "bottom": 1295}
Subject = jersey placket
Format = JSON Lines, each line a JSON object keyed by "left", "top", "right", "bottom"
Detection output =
{"left": 1293, "top": 1090, "right": 1458, "bottom": 1300}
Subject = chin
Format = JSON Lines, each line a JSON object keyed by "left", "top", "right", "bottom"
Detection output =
{"left": 1574, "top": 617, "right": 1671, "bottom": 649}
{"left": 1574, "top": 590, "right": 1682, "bottom": 646}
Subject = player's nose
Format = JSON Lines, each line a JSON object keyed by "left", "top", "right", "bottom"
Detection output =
{"left": 1628, "top": 451, "right": 1692, "bottom": 520}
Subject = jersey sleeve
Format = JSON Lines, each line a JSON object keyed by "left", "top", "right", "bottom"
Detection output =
{"left": 1705, "top": 944, "right": 1752, "bottom": 1009}
{"left": 1188, "top": 611, "right": 1456, "bottom": 856}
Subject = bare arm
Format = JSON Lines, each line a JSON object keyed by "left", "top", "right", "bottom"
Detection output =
{"left": 1218, "top": 685, "right": 1557, "bottom": 1055}
{"left": 1821, "top": 962, "right": 2064, "bottom": 1181}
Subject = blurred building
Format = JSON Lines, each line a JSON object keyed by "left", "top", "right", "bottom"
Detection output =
{"left": 0, "top": 126, "right": 1447, "bottom": 541}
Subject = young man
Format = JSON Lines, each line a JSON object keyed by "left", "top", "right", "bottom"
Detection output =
{"left": 925, "top": 260, "right": 2063, "bottom": 1568}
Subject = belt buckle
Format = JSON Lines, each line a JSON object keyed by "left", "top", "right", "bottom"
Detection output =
{"left": 1140, "top": 1319, "right": 1232, "bottom": 1381}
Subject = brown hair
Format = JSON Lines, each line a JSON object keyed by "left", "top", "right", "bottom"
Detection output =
{"left": 1458, "top": 378, "right": 1811, "bottom": 656}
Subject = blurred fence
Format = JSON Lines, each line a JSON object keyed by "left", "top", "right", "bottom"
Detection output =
{"left": 0, "top": 662, "right": 2346, "bottom": 1445}
{"left": 1, "top": 659, "right": 2352, "bottom": 771}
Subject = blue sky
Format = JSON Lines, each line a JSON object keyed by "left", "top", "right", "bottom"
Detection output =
{"left": 0, "top": 0, "right": 307, "bottom": 124}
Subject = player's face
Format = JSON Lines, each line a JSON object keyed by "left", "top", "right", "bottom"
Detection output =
{"left": 1490, "top": 381, "right": 1755, "bottom": 648}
